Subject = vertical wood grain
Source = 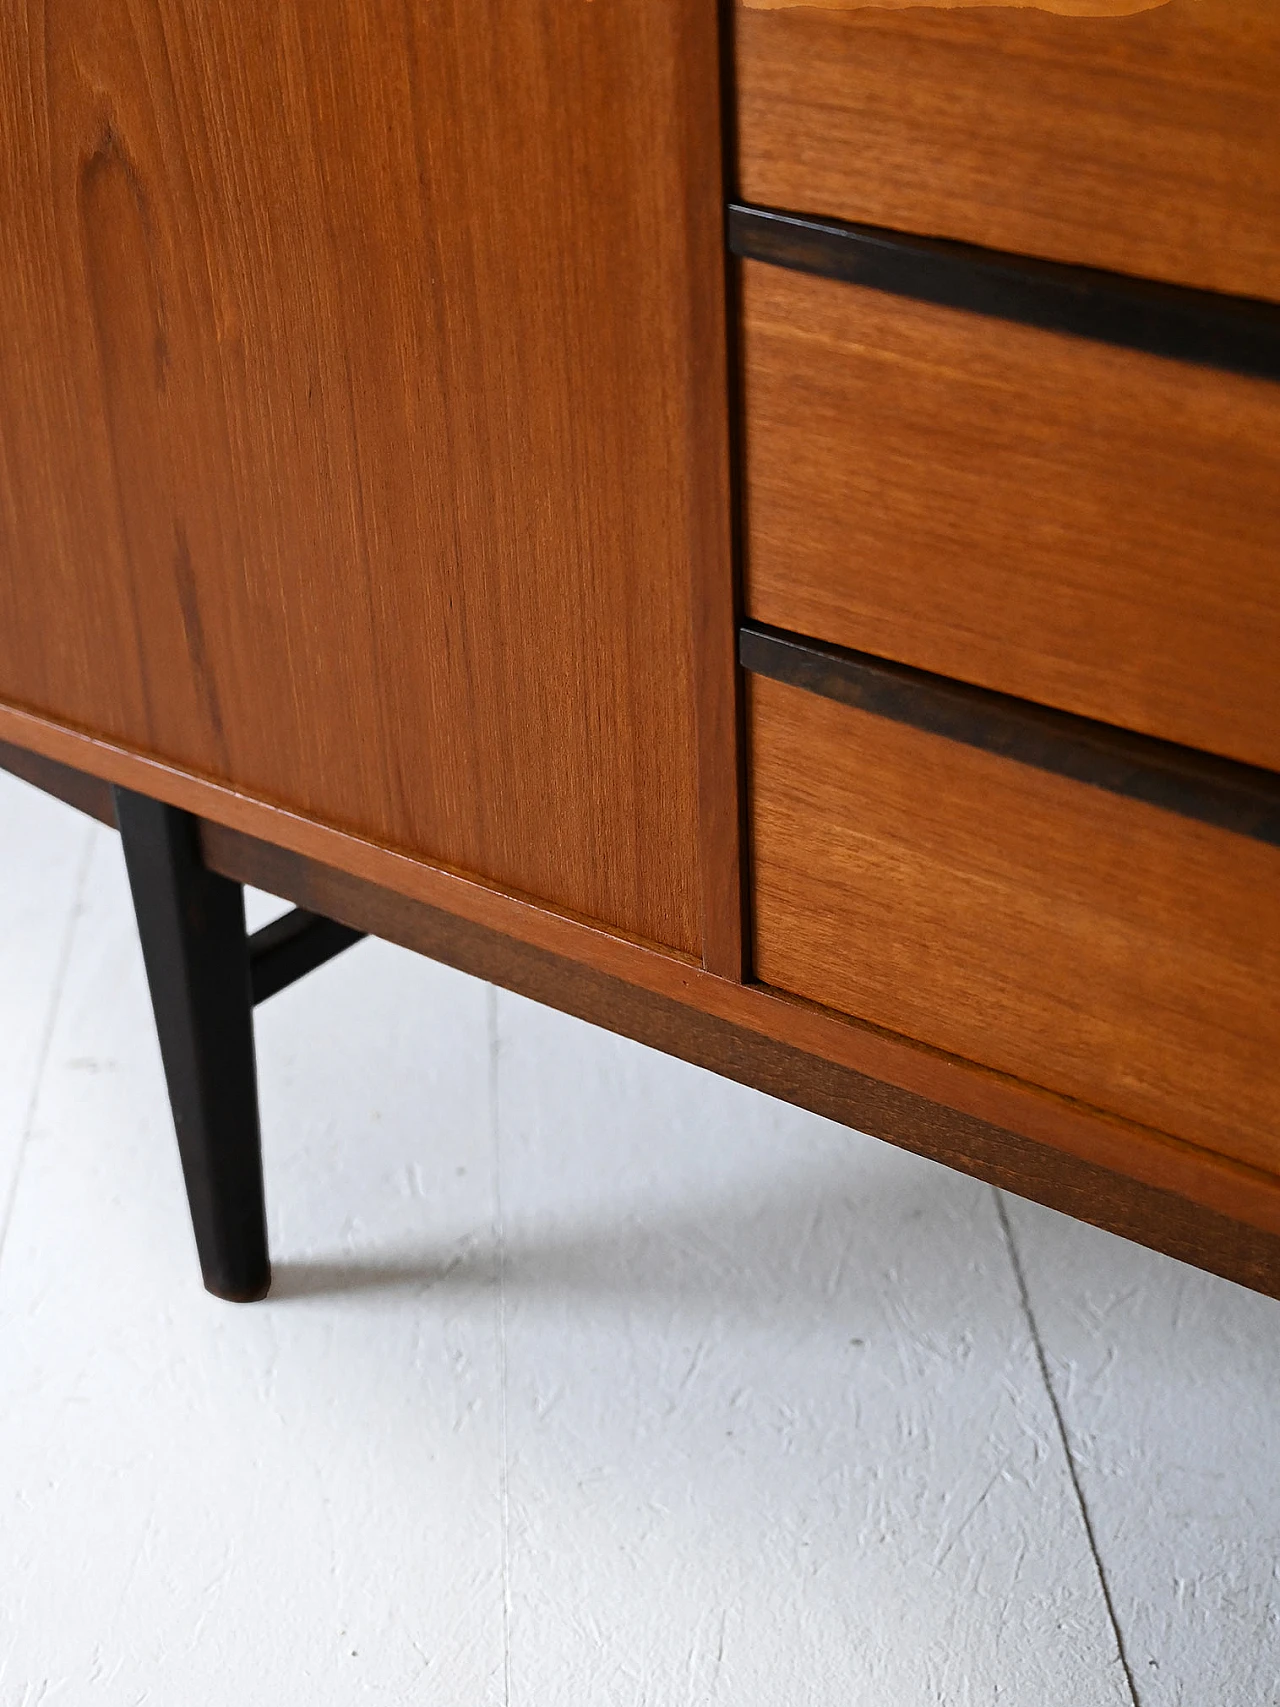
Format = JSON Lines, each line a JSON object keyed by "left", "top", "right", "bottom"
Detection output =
{"left": 0, "top": 0, "right": 732, "bottom": 957}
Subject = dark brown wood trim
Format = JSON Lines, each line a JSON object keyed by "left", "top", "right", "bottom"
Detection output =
{"left": 202, "top": 819, "right": 1280, "bottom": 1300}
{"left": 0, "top": 697, "right": 707, "bottom": 980}
{"left": 740, "top": 623, "right": 1280, "bottom": 849}
{"left": 728, "top": 203, "right": 1280, "bottom": 383}
{"left": 0, "top": 738, "right": 117, "bottom": 826}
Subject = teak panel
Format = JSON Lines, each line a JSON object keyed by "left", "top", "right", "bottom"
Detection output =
{"left": 0, "top": 0, "right": 732, "bottom": 959}
{"left": 748, "top": 674, "right": 1280, "bottom": 1177}
{"left": 740, "top": 262, "right": 1280, "bottom": 772}
{"left": 734, "top": 0, "right": 1280, "bottom": 302}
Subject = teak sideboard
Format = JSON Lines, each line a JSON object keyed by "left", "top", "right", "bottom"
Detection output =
{"left": 2, "top": 0, "right": 1279, "bottom": 1301}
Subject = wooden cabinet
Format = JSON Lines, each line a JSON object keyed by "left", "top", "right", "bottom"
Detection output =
{"left": 3, "top": 0, "right": 1280, "bottom": 1300}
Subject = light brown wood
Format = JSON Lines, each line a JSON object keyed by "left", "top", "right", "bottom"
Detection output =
{"left": 748, "top": 673, "right": 1280, "bottom": 1176}
{"left": 740, "top": 262, "right": 1280, "bottom": 770}
{"left": 8, "top": 694, "right": 1280, "bottom": 1249}
{"left": 0, "top": 0, "right": 737, "bottom": 961}
{"left": 734, "top": 0, "right": 1280, "bottom": 300}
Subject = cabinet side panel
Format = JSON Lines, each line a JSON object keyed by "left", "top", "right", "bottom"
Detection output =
{"left": 0, "top": 0, "right": 726, "bottom": 956}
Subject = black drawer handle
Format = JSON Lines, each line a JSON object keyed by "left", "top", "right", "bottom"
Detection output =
{"left": 729, "top": 203, "right": 1280, "bottom": 383}
{"left": 741, "top": 621, "right": 1280, "bottom": 849}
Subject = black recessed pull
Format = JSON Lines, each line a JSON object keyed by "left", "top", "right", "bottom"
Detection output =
{"left": 740, "top": 622, "right": 1280, "bottom": 848}
{"left": 729, "top": 203, "right": 1280, "bottom": 383}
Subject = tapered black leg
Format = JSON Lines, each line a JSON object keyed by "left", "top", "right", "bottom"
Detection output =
{"left": 112, "top": 788, "right": 270, "bottom": 1301}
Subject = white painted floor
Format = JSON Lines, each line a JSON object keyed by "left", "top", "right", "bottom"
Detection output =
{"left": 0, "top": 767, "right": 1276, "bottom": 1706}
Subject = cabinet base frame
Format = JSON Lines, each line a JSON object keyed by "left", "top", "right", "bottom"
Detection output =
{"left": 4, "top": 734, "right": 1280, "bottom": 1301}
{"left": 208, "top": 822, "right": 1280, "bottom": 1299}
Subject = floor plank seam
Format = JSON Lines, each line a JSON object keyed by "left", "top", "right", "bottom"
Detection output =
{"left": 5, "top": 772, "right": 1267, "bottom": 1699}
{"left": 994, "top": 1189, "right": 1143, "bottom": 1707}
{"left": 0, "top": 820, "right": 96, "bottom": 1272}
{"left": 490, "top": 984, "right": 514, "bottom": 1707}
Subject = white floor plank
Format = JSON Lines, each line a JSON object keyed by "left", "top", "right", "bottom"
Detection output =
{"left": 0, "top": 831, "right": 506, "bottom": 1706}
{"left": 493, "top": 991, "right": 1133, "bottom": 1706}
{"left": 0, "top": 773, "right": 98, "bottom": 1213}
{"left": 1003, "top": 1196, "right": 1280, "bottom": 1707}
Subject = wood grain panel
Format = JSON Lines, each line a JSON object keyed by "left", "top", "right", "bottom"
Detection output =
{"left": 741, "top": 262, "right": 1280, "bottom": 772}
{"left": 748, "top": 674, "right": 1280, "bottom": 1176}
{"left": 0, "top": 0, "right": 733, "bottom": 958}
{"left": 10, "top": 703, "right": 1280, "bottom": 1263}
{"left": 734, "top": 0, "right": 1280, "bottom": 301}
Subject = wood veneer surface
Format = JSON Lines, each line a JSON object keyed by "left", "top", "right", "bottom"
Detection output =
{"left": 0, "top": 0, "right": 731, "bottom": 958}
{"left": 735, "top": 0, "right": 1280, "bottom": 302}
{"left": 0, "top": 739, "right": 117, "bottom": 827}
{"left": 740, "top": 262, "right": 1280, "bottom": 772}
{"left": 202, "top": 816, "right": 1280, "bottom": 1299}
{"left": 748, "top": 674, "right": 1280, "bottom": 1177}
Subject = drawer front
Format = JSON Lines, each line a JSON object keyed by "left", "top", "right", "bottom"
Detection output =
{"left": 741, "top": 261, "right": 1280, "bottom": 772}
{"left": 735, "top": 0, "right": 1280, "bottom": 302}
{"left": 748, "top": 673, "right": 1280, "bottom": 1174}
{"left": 0, "top": 0, "right": 728, "bottom": 960}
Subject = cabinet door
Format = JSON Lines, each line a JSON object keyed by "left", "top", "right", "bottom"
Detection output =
{"left": 0, "top": 0, "right": 728, "bottom": 957}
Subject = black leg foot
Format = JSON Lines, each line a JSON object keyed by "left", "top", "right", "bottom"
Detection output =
{"left": 112, "top": 788, "right": 270, "bottom": 1301}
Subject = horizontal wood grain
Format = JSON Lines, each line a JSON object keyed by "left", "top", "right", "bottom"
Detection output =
{"left": 748, "top": 673, "right": 1280, "bottom": 1175}
{"left": 10, "top": 702, "right": 1280, "bottom": 1257}
{"left": 740, "top": 261, "right": 1280, "bottom": 771}
{"left": 0, "top": 739, "right": 117, "bottom": 826}
{"left": 202, "top": 817, "right": 1280, "bottom": 1299}
{"left": 739, "top": 624, "right": 1280, "bottom": 850}
{"left": 0, "top": 0, "right": 733, "bottom": 958}
{"left": 734, "top": 0, "right": 1280, "bottom": 301}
